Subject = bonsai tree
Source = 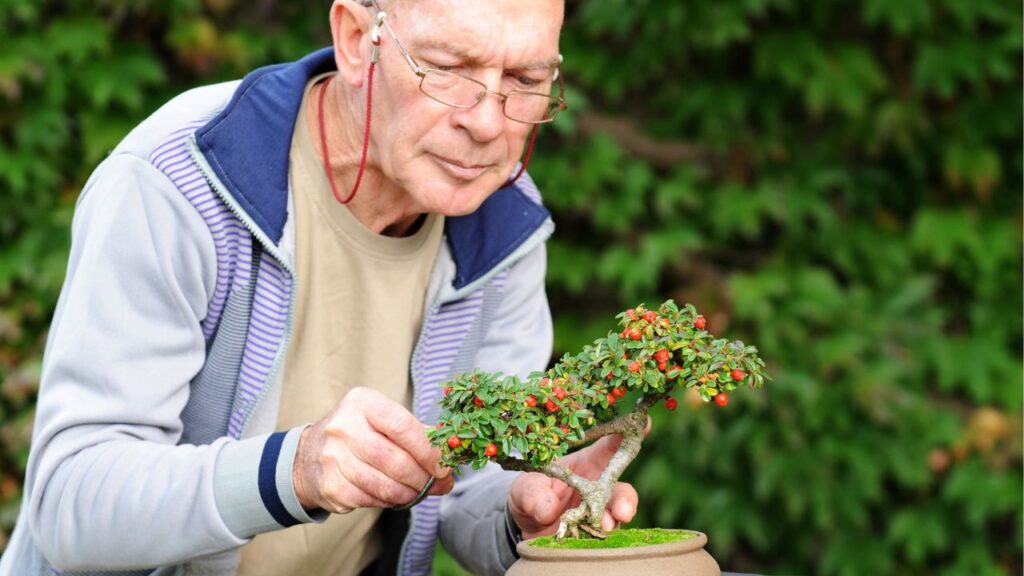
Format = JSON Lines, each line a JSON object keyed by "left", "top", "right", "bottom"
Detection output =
{"left": 427, "top": 300, "right": 768, "bottom": 540}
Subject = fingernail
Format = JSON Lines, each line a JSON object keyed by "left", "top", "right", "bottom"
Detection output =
{"left": 436, "top": 465, "right": 451, "bottom": 478}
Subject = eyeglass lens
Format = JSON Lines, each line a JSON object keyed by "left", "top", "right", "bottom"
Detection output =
{"left": 419, "top": 70, "right": 562, "bottom": 123}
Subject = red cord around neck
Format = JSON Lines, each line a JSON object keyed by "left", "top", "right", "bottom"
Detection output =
{"left": 505, "top": 124, "right": 540, "bottom": 187}
{"left": 317, "top": 67, "right": 375, "bottom": 205}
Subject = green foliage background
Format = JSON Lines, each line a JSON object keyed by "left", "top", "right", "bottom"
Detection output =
{"left": 0, "top": 1, "right": 1020, "bottom": 574}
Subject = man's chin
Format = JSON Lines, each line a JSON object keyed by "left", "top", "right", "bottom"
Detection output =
{"left": 421, "top": 175, "right": 510, "bottom": 216}
{"left": 427, "top": 194, "right": 489, "bottom": 217}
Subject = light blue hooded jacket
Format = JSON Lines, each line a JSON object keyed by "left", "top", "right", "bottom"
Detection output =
{"left": 0, "top": 48, "right": 554, "bottom": 576}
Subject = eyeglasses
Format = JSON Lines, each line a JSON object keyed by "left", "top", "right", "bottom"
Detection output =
{"left": 366, "top": 0, "right": 568, "bottom": 124}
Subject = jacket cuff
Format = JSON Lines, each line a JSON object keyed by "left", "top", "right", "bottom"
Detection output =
{"left": 502, "top": 499, "right": 524, "bottom": 566}
{"left": 214, "top": 426, "right": 328, "bottom": 539}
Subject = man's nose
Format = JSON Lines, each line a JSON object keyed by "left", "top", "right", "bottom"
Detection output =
{"left": 452, "top": 90, "right": 506, "bottom": 143}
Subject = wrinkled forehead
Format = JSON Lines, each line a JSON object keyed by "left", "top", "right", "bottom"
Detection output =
{"left": 390, "top": 0, "right": 564, "bottom": 68}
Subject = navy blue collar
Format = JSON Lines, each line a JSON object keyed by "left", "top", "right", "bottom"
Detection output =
{"left": 195, "top": 47, "right": 550, "bottom": 291}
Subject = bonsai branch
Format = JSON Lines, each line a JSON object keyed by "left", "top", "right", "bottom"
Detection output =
{"left": 571, "top": 394, "right": 662, "bottom": 449}
{"left": 496, "top": 458, "right": 595, "bottom": 495}
{"left": 571, "top": 416, "right": 631, "bottom": 448}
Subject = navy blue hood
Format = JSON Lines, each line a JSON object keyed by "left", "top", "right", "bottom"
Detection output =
{"left": 194, "top": 47, "right": 550, "bottom": 291}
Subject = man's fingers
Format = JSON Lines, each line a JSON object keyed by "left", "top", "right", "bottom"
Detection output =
{"left": 297, "top": 389, "right": 454, "bottom": 513}
{"left": 510, "top": 474, "right": 544, "bottom": 516}
{"left": 531, "top": 491, "right": 564, "bottom": 527}
{"left": 609, "top": 482, "right": 639, "bottom": 523}
{"left": 556, "top": 435, "right": 623, "bottom": 480}
{"left": 325, "top": 482, "right": 391, "bottom": 513}
{"left": 357, "top": 388, "right": 448, "bottom": 477}
{"left": 602, "top": 510, "right": 619, "bottom": 532}
{"left": 510, "top": 474, "right": 564, "bottom": 530}
{"left": 428, "top": 473, "right": 455, "bottom": 496}
{"left": 423, "top": 424, "right": 454, "bottom": 479}
{"left": 351, "top": 428, "right": 436, "bottom": 492}
{"left": 337, "top": 447, "right": 419, "bottom": 506}
{"left": 314, "top": 440, "right": 397, "bottom": 511}
{"left": 596, "top": 433, "right": 624, "bottom": 455}
{"left": 581, "top": 435, "right": 623, "bottom": 472}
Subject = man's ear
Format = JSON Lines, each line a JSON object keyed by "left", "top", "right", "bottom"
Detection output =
{"left": 330, "top": 0, "right": 373, "bottom": 87}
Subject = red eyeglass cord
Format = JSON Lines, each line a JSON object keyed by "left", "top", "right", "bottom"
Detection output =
{"left": 316, "top": 46, "right": 539, "bottom": 206}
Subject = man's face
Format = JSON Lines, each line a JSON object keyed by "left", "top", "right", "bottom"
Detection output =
{"left": 368, "top": 0, "right": 564, "bottom": 216}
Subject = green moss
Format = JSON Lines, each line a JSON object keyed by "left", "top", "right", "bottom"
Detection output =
{"left": 529, "top": 528, "right": 696, "bottom": 549}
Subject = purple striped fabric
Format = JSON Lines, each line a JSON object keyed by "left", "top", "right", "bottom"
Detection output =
{"left": 513, "top": 165, "right": 543, "bottom": 205}
{"left": 403, "top": 268, "right": 511, "bottom": 575}
{"left": 228, "top": 249, "right": 292, "bottom": 437}
{"left": 149, "top": 120, "right": 278, "bottom": 440}
{"left": 148, "top": 118, "right": 254, "bottom": 345}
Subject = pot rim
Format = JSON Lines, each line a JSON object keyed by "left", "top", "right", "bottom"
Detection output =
{"left": 515, "top": 530, "right": 708, "bottom": 561}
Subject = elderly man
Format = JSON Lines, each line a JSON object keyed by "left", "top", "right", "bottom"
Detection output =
{"left": 0, "top": 0, "right": 642, "bottom": 574}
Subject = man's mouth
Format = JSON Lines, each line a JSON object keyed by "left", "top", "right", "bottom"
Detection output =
{"left": 433, "top": 154, "right": 492, "bottom": 181}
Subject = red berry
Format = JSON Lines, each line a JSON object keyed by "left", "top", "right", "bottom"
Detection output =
{"left": 714, "top": 393, "right": 729, "bottom": 407}
{"left": 731, "top": 369, "right": 745, "bottom": 381}
{"left": 658, "top": 361, "right": 667, "bottom": 372}
{"left": 443, "top": 386, "right": 452, "bottom": 395}
{"left": 554, "top": 387, "right": 567, "bottom": 400}
{"left": 540, "top": 377, "right": 551, "bottom": 387}
{"left": 546, "top": 399, "right": 558, "bottom": 412}
{"left": 655, "top": 349, "right": 670, "bottom": 363}
{"left": 626, "top": 308, "right": 636, "bottom": 318}
{"left": 665, "top": 398, "right": 678, "bottom": 411}
{"left": 485, "top": 443, "right": 498, "bottom": 457}
{"left": 447, "top": 435, "right": 461, "bottom": 449}
{"left": 606, "top": 372, "right": 614, "bottom": 380}
{"left": 628, "top": 360, "right": 641, "bottom": 373}
{"left": 525, "top": 395, "right": 538, "bottom": 408}
{"left": 559, "top": 425, "right": 570, "bottom": 434}
{"left": 474, "top": 396, "right": 484, "bottom": 407}
{"left": 629, "top": 328, "right": 642, "bottom": 341}
{"left": 607, "top": 394, "right": 616, "bottom": 405}
{"left": 694, "top": 316, "right": 707, "bottom": 330}
{"left": 613, "top": 387, "right": 626, "bottom": 397}
{"left": 643, "top": 310, "right": 657, "bottom": 323}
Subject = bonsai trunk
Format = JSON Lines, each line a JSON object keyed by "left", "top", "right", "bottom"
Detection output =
{"left": 499, "top": 397, "right": 656, "bottom": 540}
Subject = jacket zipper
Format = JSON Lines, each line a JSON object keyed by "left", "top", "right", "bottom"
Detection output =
{"left": 186, "top": 136, "right": 297, "bottom": 439}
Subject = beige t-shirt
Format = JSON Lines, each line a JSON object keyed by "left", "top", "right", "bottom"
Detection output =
{"left": 237, "top": 74, "right": 444, "bottom": 576}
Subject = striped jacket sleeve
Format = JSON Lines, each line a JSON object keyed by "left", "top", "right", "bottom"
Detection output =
{"left": 22, "top": 152, "right": 276, "bottom": 570}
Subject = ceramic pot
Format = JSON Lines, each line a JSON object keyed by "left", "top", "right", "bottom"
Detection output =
{"left": 505, "top": 530, "right": 720, "bottom": 576}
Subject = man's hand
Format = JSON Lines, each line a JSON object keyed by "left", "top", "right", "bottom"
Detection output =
{"left": 507, "top": 426, "right": 647, "bottom": 539}
{"left": 293, "top": 387, "right": 454, "bottom": 513}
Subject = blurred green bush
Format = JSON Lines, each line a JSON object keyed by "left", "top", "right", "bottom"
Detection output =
{"left": 0, "top": 1, "right": 1020, "bottom": 574}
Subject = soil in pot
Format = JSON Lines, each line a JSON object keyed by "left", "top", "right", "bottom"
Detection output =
{"left": 506, "top": 528, "right": 721, "bottom": 576}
